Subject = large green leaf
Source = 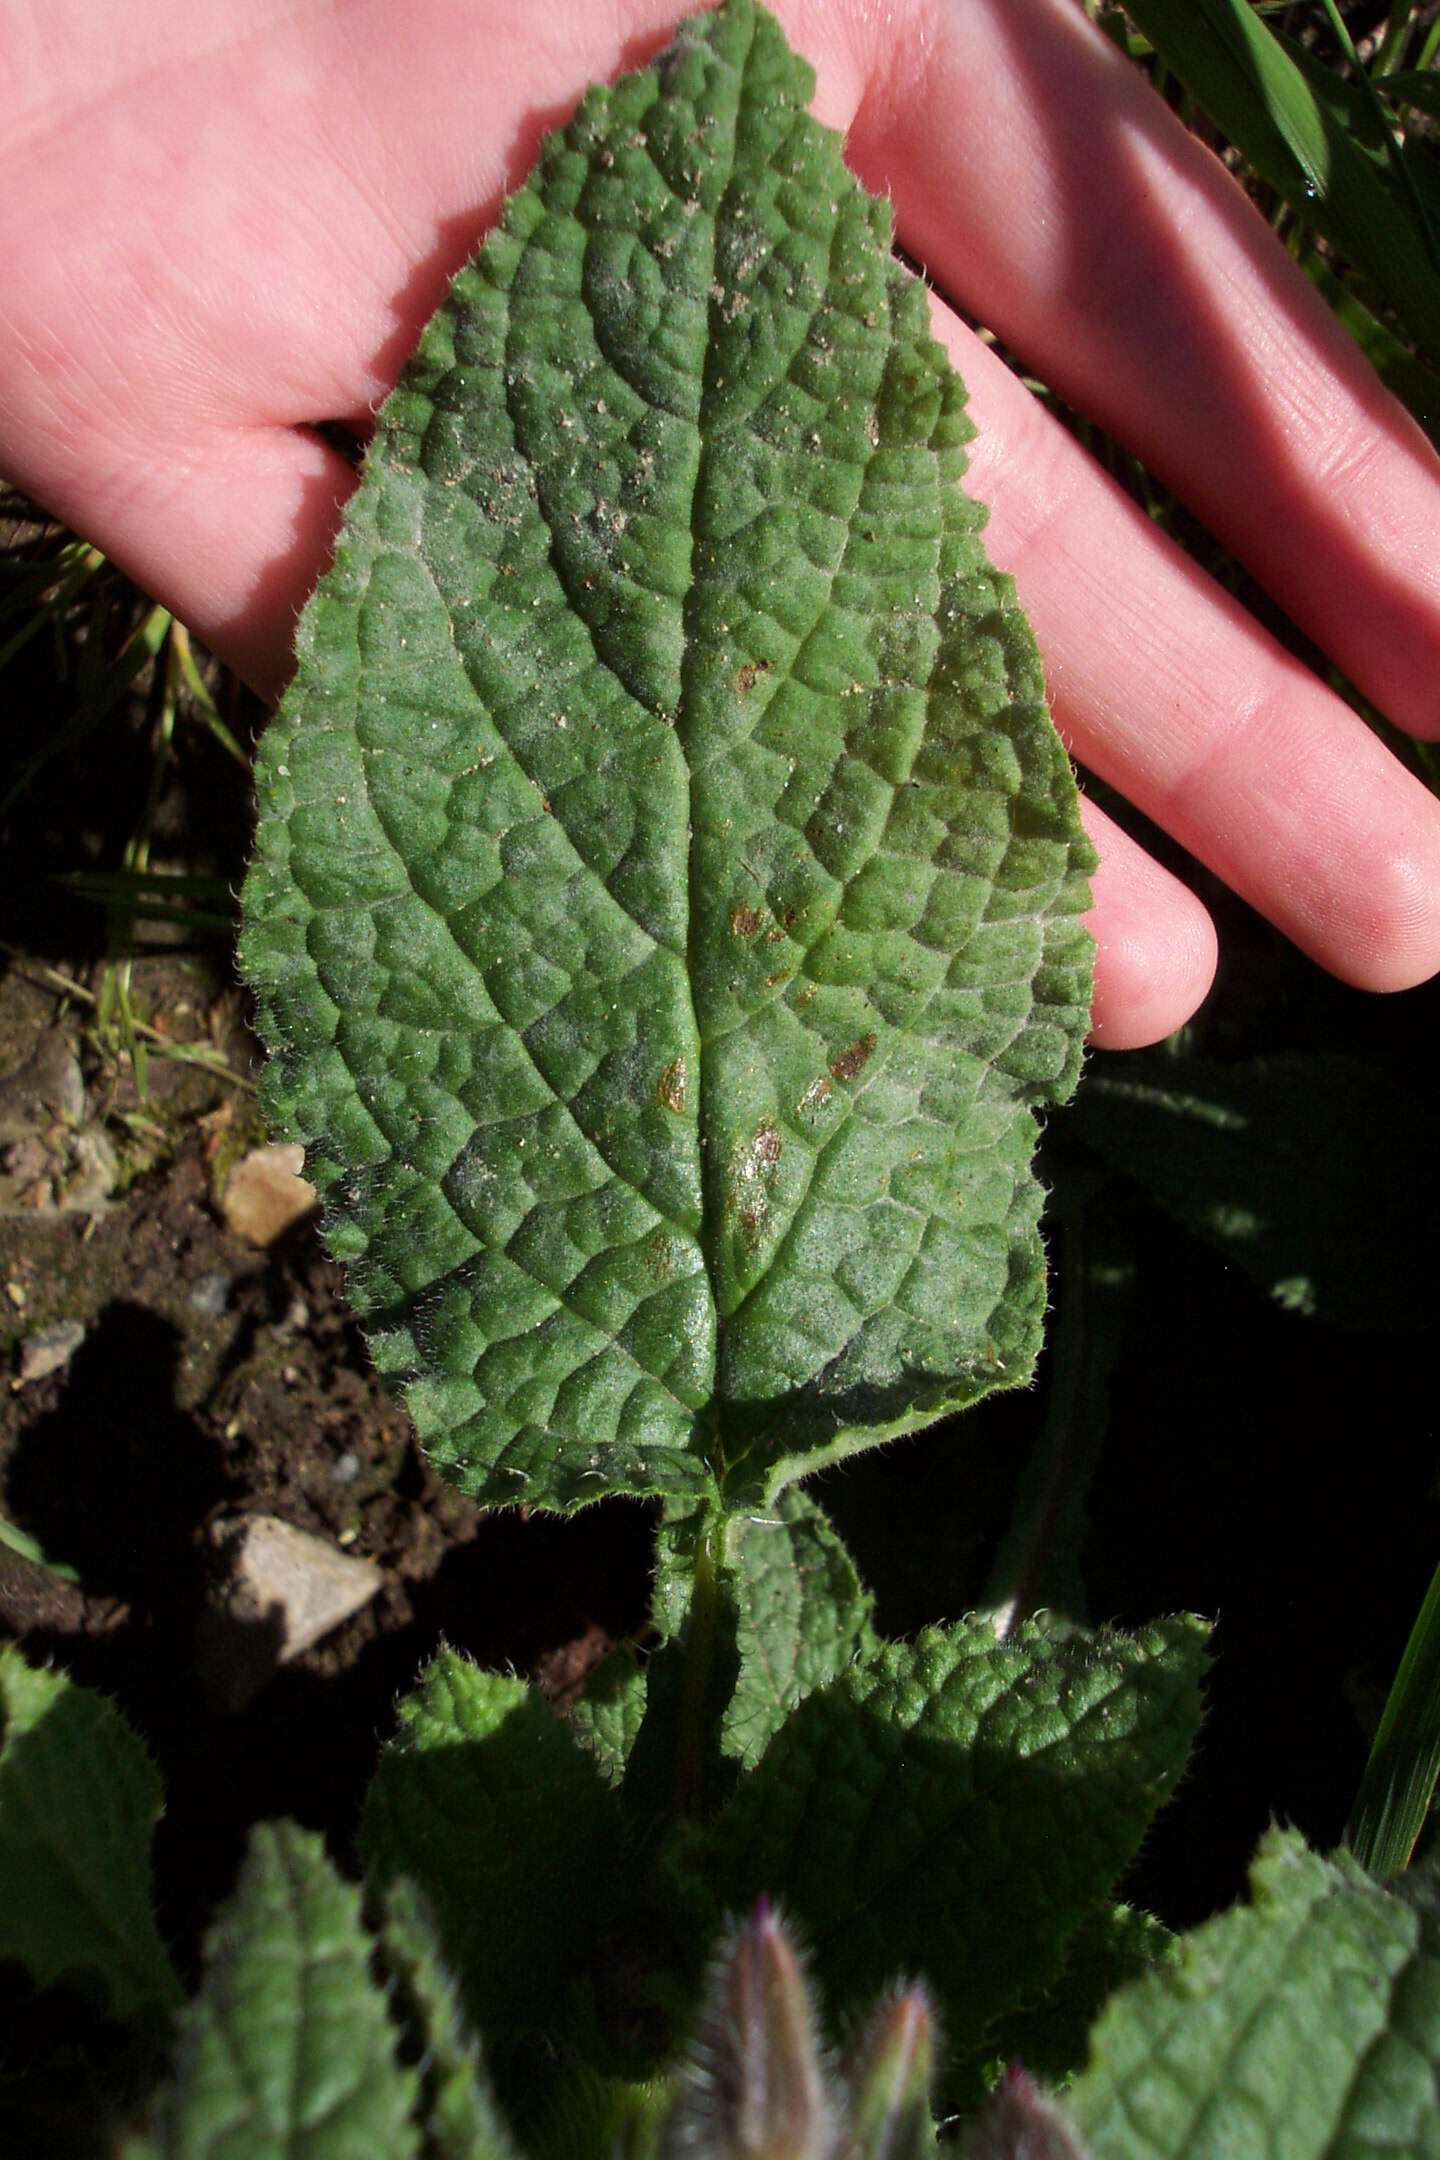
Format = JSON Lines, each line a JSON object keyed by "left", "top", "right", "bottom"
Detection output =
{"left": 240, "top": 0, "right": 1094, "bottom": 1513}
{"left": 0, "top": 1645, "right": 180, "bottom": 2021}
{"left": 707, "top": 1614, "right": 1207, "bottom": 2090}
{"left": 1067, "top": 1829, "right": 1440, "bottom": 2157}
{"left": 138, "top": 1822, "right": 419, "bottom": 2159}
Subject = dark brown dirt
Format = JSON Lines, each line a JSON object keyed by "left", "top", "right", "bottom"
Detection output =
{"left": 0, "top": 964, "right": 654, "bottom": 1978}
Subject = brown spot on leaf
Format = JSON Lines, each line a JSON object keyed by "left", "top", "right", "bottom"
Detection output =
{"left": 752, "top": 1121, "right": 782, "bottom": 1167}
{"left": 656, "top": 1058, "right": 687, "bottom": 1114}
{"left": 729, "top": 905, "right": 762, "bottom": 939}
{"left": 830, "top": 1032, "right": 877, "bottom": 1083}
{"left": 727, "top": 1119, "right": 783, "bottom": 1251}
{"left": 736, "top": 658, "right": 771, "bottom": 694}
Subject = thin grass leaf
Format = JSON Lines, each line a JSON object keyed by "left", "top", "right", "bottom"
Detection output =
{"left": 1298, "top": 249, "right": 1440, "bottom": 439}
{"left": 1374, "top": 68, "right": 1440, "bottom": 120}
{"left": 65, "top": 898, "right": 238, "bottom": 937}
{"left": 0, "top": 544, "right": 104, "bottom": 674}
{"left": 59, "top": 868, "right": 236, "bottom": 902}
{"left": 1312, "top": 0, "right": 1440, "bottom": 274}
{"left": 1346, "top": 1556, "right": 1440, "bottom": 1880}
{"left": 1371, "top": 11, "right": 1418, "bottom": 80}
{"left": 0, "top": 601, "right": 172, "bottom": 822}
{"left": 0, "top": 1518, "right": 81, "bottom": 1584}
{"left": 172, "top": 619, "right": 250, "bottom": 767}
{"left": 0, "top": 944, "right": 255, "bottom": 1091}
{"left": 1123, "top": 0, "right": 1440, "bottom": 368}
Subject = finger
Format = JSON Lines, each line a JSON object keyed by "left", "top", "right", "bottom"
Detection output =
{"left": 846, "top": 0, "right": 1440, "bottom": 740}
{"left": 1080, "top": 799, "right": 1217, "bottom": 1049}
{"left": 0, "top": 414, "right": 359, "bottom": 705}
{"left": 941, "top": 314, "right": 1440, "bottom": 994}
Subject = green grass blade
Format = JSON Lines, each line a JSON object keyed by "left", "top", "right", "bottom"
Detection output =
{"left": 1375, "top": 69, "right": 1440, "bottom": 121}
{"left": 1346, "top": 1556, "right": 1440, "bottom": 1880}
{"left": 1298, "top": 250, "right": 1440, "bottom": 440}
{"left": 0, "top": 602, "right": 172, "bottom": 822}
{"left": 173, "top": 618, "right": 250, "bottom": 766}
{"left": 0, "top": 1519, "right": 81, "bottom": 1584}
{"left": 0, "top": 545, "right": 104, "bottom": 674}
{"left": 1123, "top": 0, "right": 1440, "bottom": 367}
{"left": 1312, "top": 0, "right": 1440, "bottom": 274}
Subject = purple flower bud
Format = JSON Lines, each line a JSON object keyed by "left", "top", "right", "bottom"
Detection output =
{"left": 963, "top": 2062, "right": 1089, "bottom": 2160}
{"left": 657, "top": 1900, "right": 836, "bottom": 2158}
{"left": 843, "top": 1984, "right": 936, "bottom": 2158}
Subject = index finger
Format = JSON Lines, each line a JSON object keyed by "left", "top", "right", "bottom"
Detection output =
{"left": 844, "top": 0, "right": 1440, "bottom": 742}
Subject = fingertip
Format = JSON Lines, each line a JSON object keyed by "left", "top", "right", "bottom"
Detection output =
{"left": 1308, "top": 821, "right": 1440, "bottom": 994}
{"left": 1080, "top": 799, "right": 1218, "bottom": 1049}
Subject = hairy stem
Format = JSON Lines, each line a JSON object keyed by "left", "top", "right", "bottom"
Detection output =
{"left": 982, "top": 1169, "right": 1133, "bottom": 1639}
{"left": 672, "top": 1503, "right": 725, "bottom": 1818}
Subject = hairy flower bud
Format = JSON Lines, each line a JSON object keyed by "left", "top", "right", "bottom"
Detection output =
{"left": 656, "top": 1899, "right": 836, "bottom": 2158}
{"left": 842, "top": 1984, "right": 936, "bottom": 2158}
{"left": 963, "top": 2062, "right": 1089, "bottom": 2160}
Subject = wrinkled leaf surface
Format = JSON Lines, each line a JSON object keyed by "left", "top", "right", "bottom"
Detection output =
{"left": 1069, "top": 1829, "right": 1440, "bottom": 2157}
{"left": 241, "top": 0, "right": 1093, "bottom": 1510}
{"left": 0, "top": 1645, "right": 179, "bottom": 2021}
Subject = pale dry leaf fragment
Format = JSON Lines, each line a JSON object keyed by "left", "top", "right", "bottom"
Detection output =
{"left": 15, "top": 1319, "right": 86, "bottom": 1387}
{"left": 220, "top": 1141, "right": 317, "bottom": 1246}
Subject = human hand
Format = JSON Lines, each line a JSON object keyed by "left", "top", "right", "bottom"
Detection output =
{"left": 3, "top": 0, "right": 1438, "bottom": 1047}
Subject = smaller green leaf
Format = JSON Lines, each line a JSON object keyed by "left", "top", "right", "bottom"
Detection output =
{"left": 361, "top": 1651, "right": 628, "bottom": 2041}
{"left": 381, "top": 1878, "right": 520, "bottom": 2159}
{"left": 722, "top": 1489, "right": 876, "bottom": 1771}
{"left": 709, "top": 1615, "right": 1207, "bottom": 2094}
{"left": 142, "top": 1822, "right": 418, "bottom": 2160}
{"left": 568, "top": 1646, "right": 650, "bottom": 1788}
{"left": 1068, "top": 1829, "right": 1440, "bottom": 2158}
{"left": 986, "top": 1902, "right": 1177, "bottom": 2090}
{"left": 0, "top": 1645, "right": 179, "bottom": 2019}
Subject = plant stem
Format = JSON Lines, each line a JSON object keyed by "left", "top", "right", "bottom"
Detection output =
{"left": 672, "top": 1505, "right": 723, "bottom": 1818}
{"left": 981, "top": 1169, "right": 1133, "bottom": 1640}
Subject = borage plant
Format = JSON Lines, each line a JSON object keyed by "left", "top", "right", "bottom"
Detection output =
{"left": 3, "top": 5, "right": 1438, "bottom": 2155}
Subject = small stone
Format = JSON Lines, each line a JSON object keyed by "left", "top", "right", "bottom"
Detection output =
{"left": 331, "top": 1451, "right": 361, "bottom": 1486}
{"left": 0, "top": 1030, "right": 84, "bottom": 1132}
{"left": 3, "top": 1136, "right": 48, "bottom": 1183}
{"left": 199, "top": 1514, "right": 382, "bottom": 1711}
{"left": 221, "top": 1143, "right": 317, "bottom": 1247}
{"left": 187, "top": 1271, "right": 232, "bottom": 1317}
{"left": 17, "top": 1320, "right": 86, "bottom": 1386}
